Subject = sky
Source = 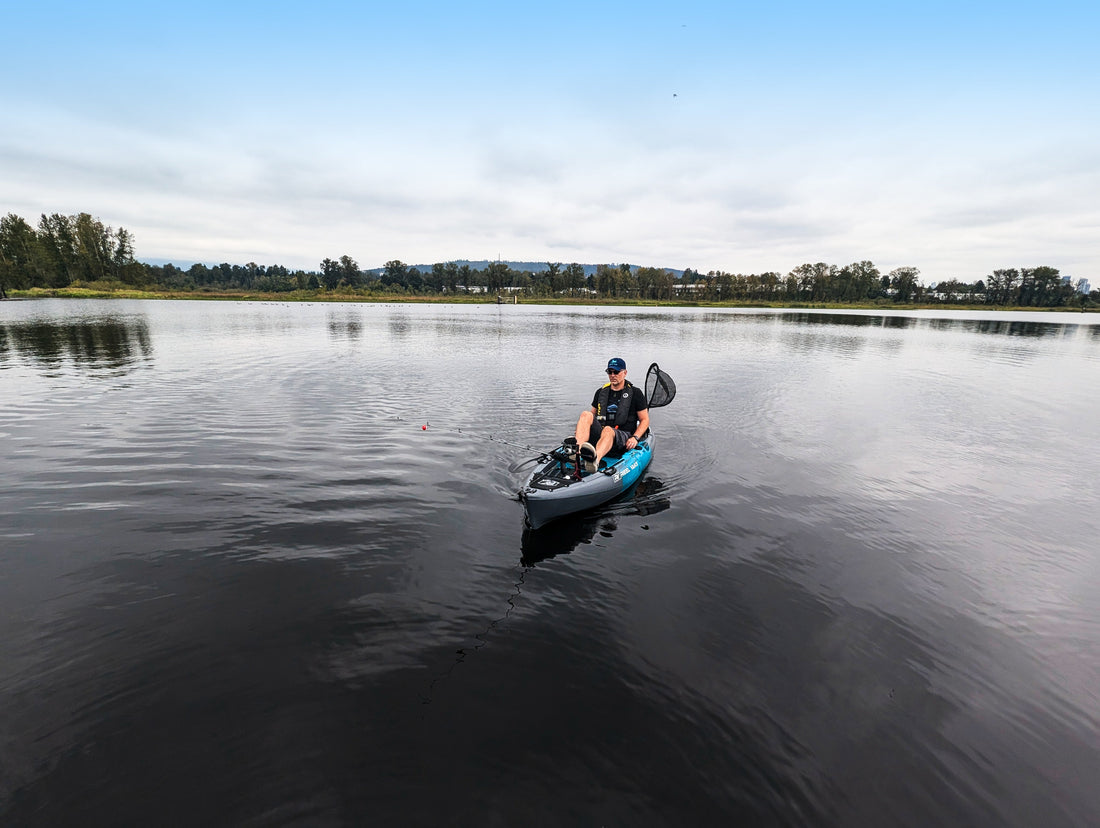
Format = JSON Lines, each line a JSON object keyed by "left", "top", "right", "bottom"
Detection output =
{"left": 3, "top": 0, "right": 1098, "bottom": 283}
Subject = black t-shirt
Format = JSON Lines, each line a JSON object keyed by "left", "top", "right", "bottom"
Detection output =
{"left": 591, "top": 383, "right": 648, "bottom": 433}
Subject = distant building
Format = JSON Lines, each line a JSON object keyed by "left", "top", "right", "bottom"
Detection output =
{"left": 1061, "top": 275, "right": 1091, "bottom": 294}
{"left": 673, "top": 282, "right": 705, "bottom": 294}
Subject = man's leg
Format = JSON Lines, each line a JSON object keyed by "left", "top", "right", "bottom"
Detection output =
{"left": 593, "top": 426, "right": 616, "bottom": 466}
{"left": 575, "top": 410, "right": 595, "bottom": 446}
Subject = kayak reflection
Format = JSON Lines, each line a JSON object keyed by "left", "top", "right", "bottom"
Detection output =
{"left": 520, "top": 476, "right": 670, "bottom": 566}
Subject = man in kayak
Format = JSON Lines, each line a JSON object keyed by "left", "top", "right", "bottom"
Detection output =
{"left": 569, "top": 357, "right": 650, "bottom": 473}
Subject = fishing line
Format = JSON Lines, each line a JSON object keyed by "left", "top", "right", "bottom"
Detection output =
{"left": 418, "top": 565, "right": 528, "bottom": 705}
{"left": 392, "top": 415, "right": 550, "bottom": 461}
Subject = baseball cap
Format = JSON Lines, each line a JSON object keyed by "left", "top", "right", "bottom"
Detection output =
{"left": 606, "top": 357, "right": 627, "bottom": 372}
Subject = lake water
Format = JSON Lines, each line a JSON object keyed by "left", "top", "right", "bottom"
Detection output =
{"left": 2, "top": 299, "right": 1098, "bottom": 826}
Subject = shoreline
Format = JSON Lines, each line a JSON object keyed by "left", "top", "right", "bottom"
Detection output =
{"left": 5, "top": 286, "right": 1097, "bottom": 313}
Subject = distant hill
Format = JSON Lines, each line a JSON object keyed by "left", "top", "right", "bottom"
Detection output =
{"left": 364, "top": 260, "right": 686, "bottom": 278}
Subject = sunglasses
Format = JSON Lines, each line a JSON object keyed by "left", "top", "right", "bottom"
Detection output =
{"left": 606, "top": 368, "right": 624, "bottom": 375}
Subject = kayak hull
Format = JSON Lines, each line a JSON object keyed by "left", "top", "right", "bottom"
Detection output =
{"left": 520, "top": 434, "right": 654, "bottom": 529}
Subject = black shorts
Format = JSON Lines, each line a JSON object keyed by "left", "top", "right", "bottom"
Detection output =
{"left": 588, "top": 424, "right": 632, "bottom": 456}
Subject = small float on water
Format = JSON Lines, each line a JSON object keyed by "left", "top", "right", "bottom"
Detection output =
{"left": 519, "top": 363, "right": 675, "bottom": 529}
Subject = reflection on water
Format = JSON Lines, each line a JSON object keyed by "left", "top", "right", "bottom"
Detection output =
{"left": 388, "top": 312, "right": 413, "bottom": 338}
{"left": 520, "top": 476, "right": 671, "bottom": 565}
{"left": 771, "top": 311, "right": 1087, "bottom": 338}
{"left": 778, "top": 312, "right": 913, "bottom": 329}
{"left": 521, "top": 513, "right": 606, "bottom": 565}
{"left": 967, "top": 318, "right": 1073, "bottom": 337}
{"left": 327, "top": 312, "right": 363, "bottom": 340}
{"left": 0, "top": 317, "right": 153, "bottom": 372}
{"left": 631, "top": 475, "right": 671, "bottom": 515}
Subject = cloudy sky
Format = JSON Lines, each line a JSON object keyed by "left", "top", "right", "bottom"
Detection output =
{"left": 4, "top": 1, "right": 1097, "bottom": 282}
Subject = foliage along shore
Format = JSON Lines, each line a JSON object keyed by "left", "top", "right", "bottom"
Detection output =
{"left": 7, "top": 284, "right": 1097, "bottom": 313}
{"left": 2, "top": 210, "right": 1096, "bottom": 309}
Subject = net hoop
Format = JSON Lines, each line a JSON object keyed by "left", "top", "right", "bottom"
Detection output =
{"left": 644, "top": 362, "right": 676, "bottom": 408}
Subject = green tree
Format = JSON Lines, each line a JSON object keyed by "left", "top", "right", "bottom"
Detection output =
{"left": 429, "top": 263, "right": 447, "bottom": 293}
{"left": 889, "top": 266, "right": 921, "bottom": 303}
{"left": 320, "top": 258, "right": 341, "bottom": 289}
{"left": 809, "top": 263, "right": 837, "bottom": 300}
{"left": 485, "top": 261, "right": 511, "bottom": 294}
{"left": 382, "top": 260, "right": 408, "bottom": 289}
{"left": 634, "top": 266, "right": 664, "bottom": 300}
{"left": 716, "top": 271, "right": 734, "bottom": 300}
{"left": 458, "top": 264, "right": 473, "bottom": 292}
{"left": 113, "top": 226, "right": 143, "bottom": 284}
{"left": 73, "top": 212, "right": 113, "bottom": 282}
{"left": 837, "top": 260, "right": 880, "bottom": 301}
{"left": 595, "top": 264, "right": 616, "bottom": 296}
{"left": 564, "top": 263, "right": 585, "bottom": 296}
{"left": 1018, "top": 265, "right": 1063, "bottom": 307}
{"left": 37, "top": 213, "right": 81, "bottom": 286}
{"left": 339, "top": 254, "right": 361, "bottom": 287}
{"left": 545, "top": 262, "right": 562, "bottom": 294}
{"left": 987, "top": 268, "right": 1020, "bottom": 305}
{"left": 788, "top": 263, "right": 817, "bottom": 300}
{"left": 854, "top": 260, "right": 882, "bottom": 300}
{"left": 617, "top": 263, "right": 636, "bottom": 296}
{"left": 656, "top": 268, "right": 675, "bottom": 300}
{"left": 443, "top": 261, "right": 459, "bottom": 293}
{"left": 0, "top": 213, "right": 40, "bottom": 296}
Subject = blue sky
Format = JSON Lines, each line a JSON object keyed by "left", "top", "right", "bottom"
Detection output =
{"left": 3, "top": 1, "right": 1098, "bottom": 283}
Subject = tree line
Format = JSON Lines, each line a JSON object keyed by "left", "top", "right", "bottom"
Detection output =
{"left": 2, "top": 211, "right": 1095, "bottom": 307}
{"left": 1, "top": 212, "right": 144, "bottom": 297}
{"left": 683, "top": 262, "right": 1095, "bottom": 307}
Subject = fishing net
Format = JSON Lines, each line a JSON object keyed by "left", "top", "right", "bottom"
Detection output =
{"left": 645, "top": 362, "right": 676, "bottom": 408}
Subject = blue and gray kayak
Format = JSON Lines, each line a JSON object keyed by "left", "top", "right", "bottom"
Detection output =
{"left": 519, "top": 433, "right": 655, "bottom": 529}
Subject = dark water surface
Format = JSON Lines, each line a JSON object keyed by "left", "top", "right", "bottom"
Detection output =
{"left": 2, "top": 299, "right": 1098, "bottom": 826}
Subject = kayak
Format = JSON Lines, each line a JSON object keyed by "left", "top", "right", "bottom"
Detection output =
{"left": 519, "top": 433, "right": 655, "bottom": 529}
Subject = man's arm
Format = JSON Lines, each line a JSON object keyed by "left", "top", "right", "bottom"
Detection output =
{"left": 627, "top": 407, "right": 650, "bottom": 448}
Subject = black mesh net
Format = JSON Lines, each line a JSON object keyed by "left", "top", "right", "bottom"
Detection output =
{"left": 644, "top": 362, "right": 676, "bottom": 408}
